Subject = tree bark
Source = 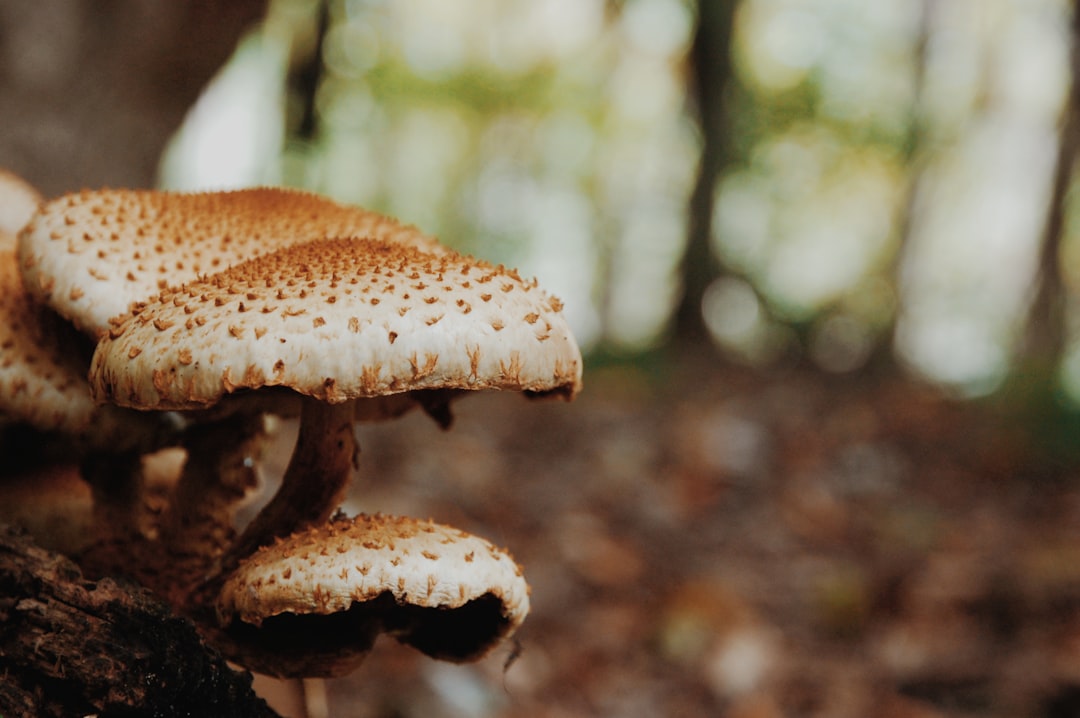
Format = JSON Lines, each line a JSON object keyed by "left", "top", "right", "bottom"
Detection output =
{"left": 0, "top": 523, "right": 280, "bottom": 717}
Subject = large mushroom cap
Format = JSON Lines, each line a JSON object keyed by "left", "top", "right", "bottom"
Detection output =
{"left": 17, "top": 187, "right": 443, "bottom": 337}
{"left": 90, "top": 237, "right": 582, "bottom": 410}
{"left": 216, "top": 513, "right": 530, "bottom": 677}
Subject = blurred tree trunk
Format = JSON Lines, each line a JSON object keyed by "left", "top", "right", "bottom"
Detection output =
{"left": 672, "top": 0, "right": 738, "bottom": 346}
{"left": 876, "top": 0, "right": 933, "bottom": 371}
{"left": 0, "top": 0, "right": 267, "bottom": 196}
{"left": 289, "top": 0, "right": 330, "bottom": 144}
{"left": 994, "top": 3, "right": 1080, "bottom": 473}
{"left": 1019, "top": 4, "right": 1080, "bottom": 375}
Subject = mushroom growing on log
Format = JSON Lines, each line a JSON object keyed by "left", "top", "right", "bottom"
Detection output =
{"left": 89, "top": 236, "right": 582, "bottom": 577}
{"left": 214, "top": 513, "right": 530, "bottom": 677}
{"left": 14, "top": 187, "right": 455, "bottom": 574}
{"left": 0, "top": 523, "right": 280, "bottom": 717}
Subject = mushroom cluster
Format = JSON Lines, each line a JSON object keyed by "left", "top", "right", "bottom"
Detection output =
{"left": 0, "top": 172, "right": 183, "bottom": 555}
{"left": 0, "top": 226, "right": 182, "bottom": 545}
{"left": 18, "top": 187, "right": 444, "bottom": 338}
{"left": 9, "top": 184, "right": 582, "bottom": 677}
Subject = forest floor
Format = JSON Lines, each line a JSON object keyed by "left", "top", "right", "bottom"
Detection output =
{"left": 248, "top": 353, "right": 1080, "bottom": 718}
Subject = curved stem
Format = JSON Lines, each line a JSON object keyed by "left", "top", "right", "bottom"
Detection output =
{"left": 220, "top": 398, "right": 357, "bottom": 573}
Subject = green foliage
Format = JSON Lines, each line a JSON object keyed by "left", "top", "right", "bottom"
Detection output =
{"left": 363, "top": 59, "right": 567, "bottom": 116}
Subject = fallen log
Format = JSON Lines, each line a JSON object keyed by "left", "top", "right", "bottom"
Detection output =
{"left": 0, "top": 523, "right": 279, "bottom": 717}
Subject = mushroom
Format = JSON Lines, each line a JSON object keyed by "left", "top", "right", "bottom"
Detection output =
{"left": 0, "top": 215, "right": 186, "bottom": 505}
{"left": 214, "top": 513, "right": 530, "bottom": 677}
{"left": 0, "top": 233, "right": 173, "bottom": 457}
{"left": 89, "top": 236, "right": 582, "bottom": 573}
{"left": 14, "top": 187, "right": 447, "bottom": 593}
{"left": 16, "top": 184, "right": 447, "bottom": 529}
{"left": 0, "top": 173, "right": 182, "bottom": 553}
{"left": 17, "top": 187, "right": 444, "bottom": 338}
{"left": 0, "top": 168, "right": 42, "bottom": 235}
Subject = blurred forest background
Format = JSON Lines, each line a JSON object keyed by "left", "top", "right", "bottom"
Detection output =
{"left": 6, "top": 0, "right": 1080, "bottom": 716}
{"left": 3, "top": 0, "right": 1079, "bottom": 399}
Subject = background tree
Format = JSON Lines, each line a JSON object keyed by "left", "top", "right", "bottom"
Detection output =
{"left": 0, "top": 0, "right": 266, "bottom": 195}
{"left": 1017, "top": 4, "right": 1080, "bottom": 383}
{"left": 673, "top": 0, "right": 738, "bottom": 346}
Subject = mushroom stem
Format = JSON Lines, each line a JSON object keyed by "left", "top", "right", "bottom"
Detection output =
{"left": 164, "top": 414, "right": 265, "bottom": 546}
{"left": 80, "top": 451, "right": 145, "bottom": 540}
{"left": 154, "top": 412, "right": 266, "bottom": 606}
{"left": 222, "top": 398, "right": 357, "bottom": 570}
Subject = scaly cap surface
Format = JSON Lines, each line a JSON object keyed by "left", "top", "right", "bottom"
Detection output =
{"left": 216, "top": 513, "right": 530, "bottom": 674}
{"left": 0, "top": 237, "right": 171, "bottom": 452}
{"left": 90, "top": 237, "right": 582, "bottom": 410}
{"left": 17, "top": 187, "right": 443, "bottom": 337}
{"left": 218, "top": 513, "right": 529, "bottom": 625}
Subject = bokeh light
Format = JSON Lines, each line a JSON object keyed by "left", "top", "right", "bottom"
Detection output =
{"left": 161, "top": 0, "right": 1079, "bottom": 397}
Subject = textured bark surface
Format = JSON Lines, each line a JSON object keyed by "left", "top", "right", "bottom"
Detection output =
{"left": 0, "top": 523, "right": 280, "bottom": 718}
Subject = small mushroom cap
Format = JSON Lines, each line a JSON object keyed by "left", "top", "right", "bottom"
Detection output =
{"left": 90, "top": 237, "right": 582, "bottom": 410}
{"left": 17, "top": 187, "right": 443, "bottom": 337}
{"left": 216, "top": 513, "right": 530, "bottom": 676}
{"left": 0, "top": 238, "right": 172, "bottom": 452}
{"left": 0, "top": 169, "right": 42, "bottom": 235}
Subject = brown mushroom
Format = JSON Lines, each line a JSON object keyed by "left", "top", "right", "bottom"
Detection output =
{"left": 0, "top": 229, "right": 181, "bottom": 545}
{"left": 89, "top": 237, "right": 582, "bottom": 575}
{"left": 0, "top": 172, "right": 181, "bottom": 554}
{"left": 17, "top": 187, "right": 444, "bottom": 338}
{"left": 214, "top": 513, "right": 530, "bottom": 677}
{"left": 0, "top": 233, "right": 171, "bottom": 454}
{"left": 13, "top": 187, "right": 445, "bottom": 595}
{"left": 15, "top": 188, "right": 447, "bottom": 556}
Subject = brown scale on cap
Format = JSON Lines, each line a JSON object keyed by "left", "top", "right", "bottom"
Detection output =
{"left": 17, "top": 187, "right": 445, "bottom": 338}
{"left": 92, "top": 237, "right": 580, "bottom": 409}
{"left": 0, "top": 235, "right": 171, "bottom": 453}
{"left": 214, "top": 513, "right": 530, "bottom": 677}
{"left": 89, "top": 236, "right": 582, "bottom": 575}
